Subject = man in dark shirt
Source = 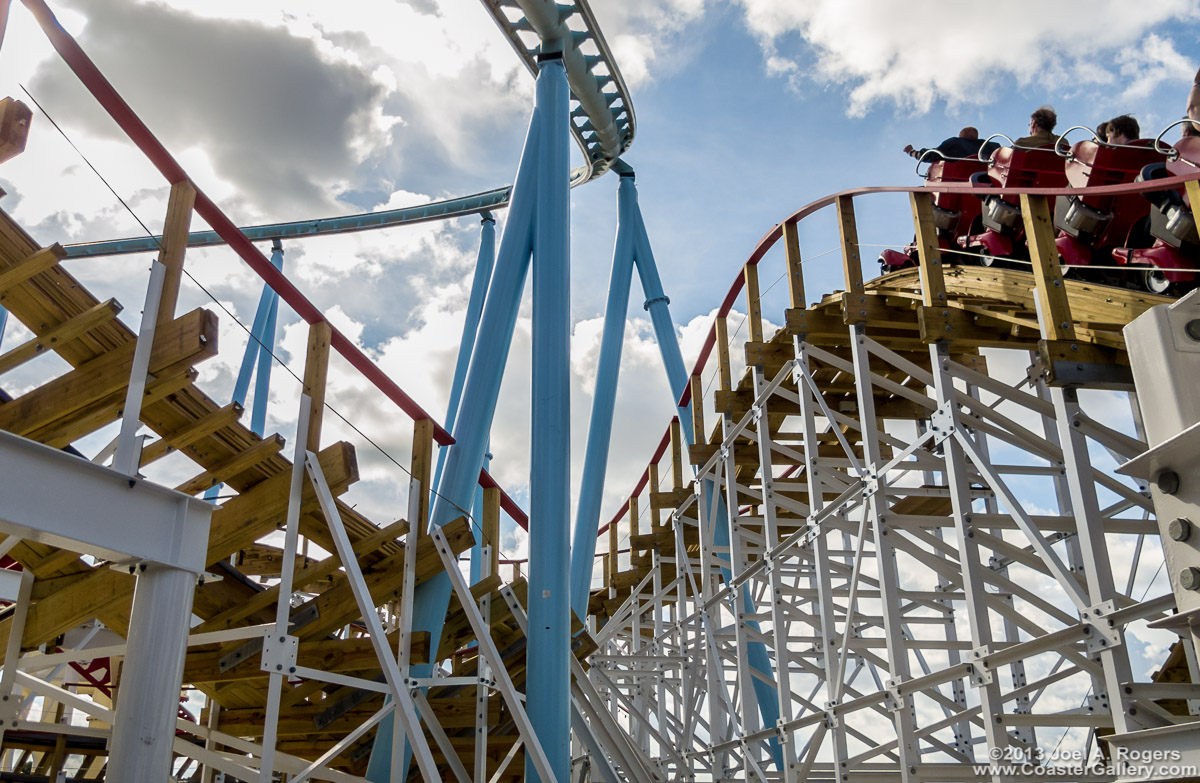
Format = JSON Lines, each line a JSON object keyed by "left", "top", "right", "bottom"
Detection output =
{"left": 904, "top": 126, "right": 1000, "bottom": 161}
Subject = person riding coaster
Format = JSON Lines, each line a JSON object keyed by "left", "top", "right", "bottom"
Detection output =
{"left": 1051, "top": 119, "right": 1171, "bottom": 287}
{"left": 880, "top": 127, "right": 1000, "bottom": 273}
{"left": 878, "top": 149, "right": 991, "bottom": 274}
{"left": 1110, "top": 127, "right": 1200, "bottom": 295}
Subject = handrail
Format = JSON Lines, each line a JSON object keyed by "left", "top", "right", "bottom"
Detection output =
{"left": 913, "top": 149, "right": 983, "bottom": 177}
{"left": 1155, "top": 119, "right": 1196, "bottom": 163}
{"left": 978, "top": 134, "right": 1013, "bottom": 161}
{"left": 599, "top": 167, "right": 1200, "bottom": 541}
{"left": 1053, "top": 125, "right": 1100, "bottom": 158}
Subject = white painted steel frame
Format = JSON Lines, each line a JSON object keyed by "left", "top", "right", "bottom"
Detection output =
{"left": 577, "top": 314, "right": 1187, "bottom": 782}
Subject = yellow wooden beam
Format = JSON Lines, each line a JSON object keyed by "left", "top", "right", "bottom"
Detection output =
{"left": 715, "top": 315, "right": 733, "bottom": 392}
{"left": 836, "top": 195, "right": 865, "bottom": 296}
{"left": 174, "top": 432, "right": 285, "bottom": 496}
{"left": 140, "top": 401, "right": 243, "bottom": 466}
{"left": 782, "top": 220, "right": 805, "bottom": 309}
{"left": 690, "top": 375, "right": 705, "bottom": 446}
{"left": 909, "top": 192, "right": 946, "bottom": 308}
{"left": 302, "top": 321, "right": 332, "bottom": 451}
{"left": 0, "top": 308, "right": 216, "bottom": 439}
{"left": 410, "top": 418, "right": 434, "bottom": 531}
{"left": 0, "top": 298, "right": 121, "bottom": 377}
{"left": 744, "top": 263, "right": 764, "bottom": 344}
{"left": 670, "top": 418, "right": 683, "bottom": 491}
{"left": 0, "top": 244, "right": 64, "bottom": 295}
{"left": 483, "top": 486, "right": 500, "bottom": 578}
{"left": 155, "top": 180, "right": 197, "bottom": 328}
{"left": 1020, "top": 194, "right": 1076, "bottom": 341}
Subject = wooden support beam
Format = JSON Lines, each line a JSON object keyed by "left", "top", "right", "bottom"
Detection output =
{"left": 1020, "top": 194, "right": 1076, "bottom": 341}
{"left": 411, "top": 418, "right": 434, "bottom": 532}
{"left": 782, "top": 220, "right": 805, "bottom": 309}
{"left": 1188, "top": 180, "right": 1200, "bottom": 236}
{"left": 0, "top": 308, "right": 217, "bottom": 439}
{"left": 836, "top": 195, "right": 864, "bottom": 295}
{"left": 35, "top": 366, "right": 196, "bottom": 449}
{"left": 0, "top": 298, "right": 122, "bottom": 377}
{"left": 715, "top": 315, "right": 732, "bottom": 392}
{"left": 0, "top": 244, "right": 64, "bottom": 295}
{"left": 607, "top": 507, "right": 618, "bottom": 588}
{"left": 195, "top": 517, "right": 407, "bottom": 634}
{"left": 629, "top": 496, "right": 640, "bottom": 539}
{"left": 302, "top": 320, "right": 332, "bottom": 451}
{"left": 670, "top": 418, "right": 683, "bottom": 491}
{"left": 482, "top": 486, "right": 500, "bottom": 578}
{"left": 744, "top": 263, "right": 764, "bottom": 344}
{"left": 174, "top": 432, "right": 285, "bottom": 496}
{"left": 647, "top": 463, "right": 661, "bottom": 526}
{"left": 690, "top": 375, "right": 705, "bottom": 446}
{"left": 0, "top": 96, "right": 31, "bottom": 165}
{"left": 140, "top": 401, "right": 243, "bottom": 466}
{"left": 910, "top": 192, "right": 946, "bottom": 308}
{"left": 155, "top": 180, "right": 197, "bottom": 328}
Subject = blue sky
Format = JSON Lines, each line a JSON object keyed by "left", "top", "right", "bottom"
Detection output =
{"left": 0, "top": 0, "right": 1197, "bottom": 568}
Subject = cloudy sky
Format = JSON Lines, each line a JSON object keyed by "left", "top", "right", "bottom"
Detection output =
{"left": 0, "top": 0, "right": 1195, "bottom": 650}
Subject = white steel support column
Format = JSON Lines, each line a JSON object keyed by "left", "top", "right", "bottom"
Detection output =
{"left": 794, "top": 338, "right": 850, "bottom": 780}
{"left": 848, "top": 323, "right": 918, "bottom": 781}
{"left": 751, "top": 365, "right": 798, "bottom": 782}
{"left": 720, "top": 426, "right": 767, "bottom": 778}
{"left": 929, "top": 342, "right": 1011, "bottom": 771}
{"left": 1051, "top": 385, "right": 1147, "bottom": 734}
{"left": 108, "top": 562, "right": 196, "bottom": 780}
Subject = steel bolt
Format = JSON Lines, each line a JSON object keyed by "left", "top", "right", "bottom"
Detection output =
{"left": 1156, "top": 470, "right": 1181, "bottom": 496}
{"left": 1179, "top": 567, "right": 1200, "bottom": 592}
{"left": 1168, "top": 517, "right": 1193, "bottom": 542}
{"left": 1185, "top": 319, "right": 1200, "bottom": 342}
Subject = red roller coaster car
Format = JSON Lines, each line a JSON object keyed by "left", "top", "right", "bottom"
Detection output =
{"left": 878, "top": 152, "right": 989, "bottom": 273}
{"left": 1110, "top": 133, "right": 1200, "bottom": 295}
{"left": 959, "top": 141, "right": 1068, "bottom": 265}
{"left": 1052, "top": 134, "right": 1170, "bottom": 287}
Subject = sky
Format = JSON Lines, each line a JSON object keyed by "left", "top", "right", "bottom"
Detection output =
{"left": 0, "top": 0, "right": 1197, "bottom": 724}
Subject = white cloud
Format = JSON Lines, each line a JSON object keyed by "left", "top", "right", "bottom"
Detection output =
{"left": 735, "top": 0, "right": 1200, "bottom": 116}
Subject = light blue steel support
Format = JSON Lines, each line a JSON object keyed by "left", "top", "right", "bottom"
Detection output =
{"left": 631, "top": 209, "right": 692, "bottom": 443}
{"left": 527, "top": 54, "right": 571, "bottom": 783}
{"left": 469, "top": 448, "right": 492, "bottom": 586}
{"left": 434, "top": 214, "right": 497, "bottom": 498}
{"left": 568, "top": 173, "right": 638, "bottom": 620}
{"left": 204, "top": 243, "right": 283, "bottom": 501}
{"left": 366, "top": 64, "right": 544, "bottom": 783}
{"left": 631, "top": 203, "right": 784, "bottom": 769}
{"left": 0, "top": 306, "right": 8, "bottom": 346}
{"left": 250, "top": 285, "right": 279, "bottom": 435}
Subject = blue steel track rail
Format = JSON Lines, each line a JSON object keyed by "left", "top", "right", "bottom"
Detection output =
{"left": 61, "top": 0, "right": 634, "bottom": 261}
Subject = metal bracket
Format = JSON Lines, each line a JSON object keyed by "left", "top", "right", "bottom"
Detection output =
{"left": 928, "top": 405, "right": 956, "bottom": 446}
{"left": 884, "top": 679, "right": 906, "bottom": 713}
{"left": 1081, "top": 600, "right": 1122, "bottom": 654}
{"left": 259, "top": 632, "right": 298, "bottom": 675}
{"left": 968, "top": 646, "right": 995, "bottom": 686}
{"left": 0, "top": 693, "right": 20, "bottom": 731}
{"left": 219, "top": 602, "right": 318, "bottom": 672}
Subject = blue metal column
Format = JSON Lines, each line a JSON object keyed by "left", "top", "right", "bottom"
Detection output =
{"left": 250, "top": 276, "right": 279, "bottom": 435}
{"left": 631, "top": 204, "right": 784, "bottom": 769}
{"left": 568, "top": 173, "right": 637, "bottom": 620}
{"left": 0, "top": 306, "right": 8, "bottom": 346}
{"left": 434, "top": 213, "right": 497, "bottom": 497}
{"left": 527, "top": 52, "right": 571, "bottom": 783}
{"left": 204, "top": 242, "right": 283, "bottom": 502}
{"left": 366, "top": 63, "right": 544, "bottom": 783}
{"left": 469, "top": 447, "right": 492, "bottom": 586}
